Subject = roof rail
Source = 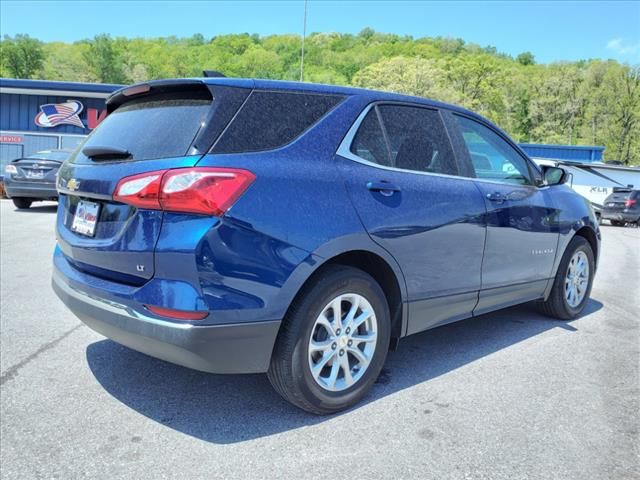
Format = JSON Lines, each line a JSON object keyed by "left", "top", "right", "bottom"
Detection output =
{"left": 203, "top": 70, "right": 226, "bottom": 78}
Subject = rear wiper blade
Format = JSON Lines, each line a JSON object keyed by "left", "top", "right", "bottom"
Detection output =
{"left": 83, "top": 146, "right": 132, "bottom": 160}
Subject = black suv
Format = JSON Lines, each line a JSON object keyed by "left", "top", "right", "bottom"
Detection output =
{"left": 602, "top": 188, "right": 640, "bottom": 226}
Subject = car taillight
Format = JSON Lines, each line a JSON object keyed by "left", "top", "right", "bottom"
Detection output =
{"left": 113, "top": 171, "right": 164, "bottom": 209}
{"left": 625, "top": 199, "right": 637, "bottom": 208}
{"left": 113, "top": 167, "right": 255, "bottom": 216}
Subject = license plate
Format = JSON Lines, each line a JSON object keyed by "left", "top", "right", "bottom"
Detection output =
{"left": 71, "top": 200, "right": 100, "bottom": 237}
{"left": 25, "top": 170, "right": 44, "bottom": 179}
{"left": 607, "top": 203, "right": 616, "bottom": 207}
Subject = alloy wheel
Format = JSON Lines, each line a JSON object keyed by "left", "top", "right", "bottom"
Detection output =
{"left": 564, "top": 250, "right": 589, "bottom": 308}
{"left": 307, "top": 293, "right": 378, "bottom": 392}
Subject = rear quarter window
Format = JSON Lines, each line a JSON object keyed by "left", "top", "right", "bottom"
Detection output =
{"left": 212, "top": 91, "right": 343, "bottom": 154}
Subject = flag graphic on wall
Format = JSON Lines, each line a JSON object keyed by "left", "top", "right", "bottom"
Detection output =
{"left": 34, "top": 100, "right": 85, "bottom": 128}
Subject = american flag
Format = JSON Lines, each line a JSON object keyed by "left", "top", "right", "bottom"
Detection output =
{"left": 35, "top": 100, "right": 84, "bottom": 128}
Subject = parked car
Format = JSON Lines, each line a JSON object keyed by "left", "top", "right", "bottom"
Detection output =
{"left": 602, "top": 188, "right": 640, "bottom": 226}
{"left": 52, "top": 79, "right": 600, "bottom": 414}
{"left": 4, "top": 149, "right": 72, "bottom": 209}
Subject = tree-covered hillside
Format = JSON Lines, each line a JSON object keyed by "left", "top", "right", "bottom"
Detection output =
{"left": 2, "top": 31, "right": 639, "bottom": 164}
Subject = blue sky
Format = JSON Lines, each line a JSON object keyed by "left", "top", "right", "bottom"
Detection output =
{"left": 1, "top": 1, "right": 639, "bottom": 63}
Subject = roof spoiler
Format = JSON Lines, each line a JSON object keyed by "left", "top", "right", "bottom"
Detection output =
{"left": 106, "top": 79, "right": 211, "bottom": 111}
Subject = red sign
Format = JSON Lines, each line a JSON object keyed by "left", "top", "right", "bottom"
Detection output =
{"left": 87, "top": 108, "right": 108, "bottom": 130}
{"left": 0, "top": 135, "right": 23, "bottom": 144}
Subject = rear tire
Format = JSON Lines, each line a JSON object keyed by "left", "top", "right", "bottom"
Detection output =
{"left": 12, "top": 198, "right": 32, "bottom": 209}
{"left": 610, "top": 220, "right": 624, "bottom": 227}
{"left": 268, "top": 265, "right": 391, "bottom": 415}
{"left": 539, "top": 236, "right": 594, "bottom": 320}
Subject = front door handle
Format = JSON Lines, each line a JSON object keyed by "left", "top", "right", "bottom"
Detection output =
{"left": 367, "top": 181, "right": 400, "bottom": 196}
{"left": 486, "top": 192, "right": 506, "bottom": 203}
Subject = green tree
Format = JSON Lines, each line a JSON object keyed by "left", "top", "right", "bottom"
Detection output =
{"left": 353, "top": 56, "right": 461, "bottom": 103}
{"left": 82, "top": 34, "right": 128, "bottom": 83}
{"left": 607, "top": 66, "right": 640, "bottom": 164}
{"left": 0, "top": 34, "right": 45, "bottom": 78}
{"left": 10, "top": 30, "right": 640, "bottom": 164}
{"left": 516, "top": 52, "right": 535, "bottom": 66}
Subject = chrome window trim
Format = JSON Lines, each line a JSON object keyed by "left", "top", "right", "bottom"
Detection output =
{"left": 336, "top": 101, "right": 544, "bottom": 188}
{"left": 336, "top": 102, "right": 467, "bottom": 182}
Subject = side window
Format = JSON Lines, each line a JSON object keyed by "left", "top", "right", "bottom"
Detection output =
{"left": 454, "top": 115, "right": 532, "bottom": 185}
{"left": 350, "top": 109, "right": 390, "bottom": 166}
{"left": 350, "top": 104, "right": 458, "bottom": 176}
{"left": 212, "top": 91, "right": 343, "bottom": 153}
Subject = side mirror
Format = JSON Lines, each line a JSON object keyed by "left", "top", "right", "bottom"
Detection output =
{"left": 542, "top": 166, "right": 567, "bottom": 186}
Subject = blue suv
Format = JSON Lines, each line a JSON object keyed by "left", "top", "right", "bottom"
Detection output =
{"left": 53, "top": 78, "right": 600, "bottom": 414}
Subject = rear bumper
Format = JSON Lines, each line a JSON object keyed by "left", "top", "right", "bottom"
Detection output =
{"left": 602, "top": 210, "right": 639, "bottom": 222}
{"left": 52, "top": 266, "right": 281, "bottom": 374}
{"left": 4, "top": 180, "right": 58, "bottom": 199}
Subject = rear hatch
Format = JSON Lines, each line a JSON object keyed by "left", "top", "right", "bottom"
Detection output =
{"left": 56, "top": 80, "right": 251, "bottom": 284}
{"left": 604, "top": 189, "right": 632, "bottom": 212}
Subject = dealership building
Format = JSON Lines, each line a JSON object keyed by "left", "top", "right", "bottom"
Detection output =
{"left": 0, "top": 78, "right": 121, "bottom": 170}
{"left": 0, "top": 78, "right": 606, "bottom": 169}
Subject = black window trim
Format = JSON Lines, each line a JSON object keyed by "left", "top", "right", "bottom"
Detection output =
{"left": 450, "top": 111, "right": 543, "bottom": 187}
{"left": 337, "top": 101, "right": 464, "bottom": 179}
{"left": 210, "top": 88, "right": 346, "bottom": 155}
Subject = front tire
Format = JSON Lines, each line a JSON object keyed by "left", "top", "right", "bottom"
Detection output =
{"left": 610, "top": 220, "right": 624, "bottom": 227}
{"left": 268, "top": 266, "right": 391, "bottom": 415}
{"left": 12, "top": 198, "right": 32, "bottom": 209}
{"left": 539, "top": 236, "right": 594, "bottom": 320}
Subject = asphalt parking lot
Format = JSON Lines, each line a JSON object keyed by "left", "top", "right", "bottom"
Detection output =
{"left": 1, "top": 199, "right": 638, "bottom": 480}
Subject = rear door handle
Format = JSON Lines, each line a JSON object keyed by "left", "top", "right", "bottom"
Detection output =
{"left": 367, "top": 181, "right": 400, "bottom": 196}
{"left": 486, "top": 192, "right": 506, "bottom": 203}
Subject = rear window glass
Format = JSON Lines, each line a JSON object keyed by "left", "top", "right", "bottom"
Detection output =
{"left": 77, "top": 92, "right": 211, "bottom": 162}
{"left": 606, "top": 190, "right": 634, "bottom": 201}
{"left": 212, "top": 91, "right": 343, "bottom": 153}
{"left": 351, "top": 109, "right": 390, "bottom": 166}
{"left": 350, "top": 104, "right": 457, "bottom": 176}
{"left": 378, "top": 105, "right": 457, "bottom": 175}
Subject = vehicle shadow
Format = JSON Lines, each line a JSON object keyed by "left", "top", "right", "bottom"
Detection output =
{"left": 9, "top": 203, "right": 58, "bottom": 213}
{"left": 86, "top": 298, "right": 603, "bottom": 444}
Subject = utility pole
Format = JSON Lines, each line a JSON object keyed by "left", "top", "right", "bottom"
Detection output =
{"left": 300, "top": 0, "right": 308, "bottom": 82}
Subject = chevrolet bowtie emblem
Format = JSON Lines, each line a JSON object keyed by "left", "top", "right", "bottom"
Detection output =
{"left": 66, "top": 178, "right": 80, "bottom": 191}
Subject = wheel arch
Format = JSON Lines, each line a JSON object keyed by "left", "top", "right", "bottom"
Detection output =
{"left": 574, "top": 226, "right": 599, "bottom": 267}
{"left": 544, "top": 223, "right": 600, "bottom": 301}
{"left": 280, "top": 244, "right": 408, "bottom": 347}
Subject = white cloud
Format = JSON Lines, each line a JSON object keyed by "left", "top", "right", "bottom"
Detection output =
{"left": 606, "top": 38, "right": 640, "bottom": 56}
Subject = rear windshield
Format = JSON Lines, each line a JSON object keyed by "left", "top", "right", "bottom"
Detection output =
{"left": 212, "top": 91, "right": 343, "bottom": 153}
{"left": 606, "top": 189, "right": 633, "bottom": 201}
{"left": 77, "top": 92, "right": 211, "bottom": 162}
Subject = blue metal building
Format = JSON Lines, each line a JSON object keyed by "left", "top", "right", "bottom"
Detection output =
{"left": 519, "top": 143, "right": 605, "bottom": 163}
{"left": 0, "top": 78, "right": 121, "bottom": 169}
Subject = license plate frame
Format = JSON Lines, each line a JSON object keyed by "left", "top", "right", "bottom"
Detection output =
{"left": 71, "top": 200, "right": 100, "bottom": 237}
{"left": 25, "top": 169, "right": 44, "bottom": 179}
